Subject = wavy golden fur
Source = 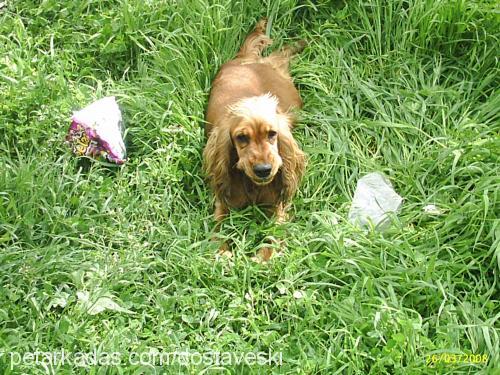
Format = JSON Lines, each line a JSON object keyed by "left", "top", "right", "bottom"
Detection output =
{"left": 203, "top": 19, "right": 306, "bottom": 261}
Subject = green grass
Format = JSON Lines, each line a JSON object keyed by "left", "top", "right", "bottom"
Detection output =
{"left": 0, "top": 0, "right": 499, "bottom": 373}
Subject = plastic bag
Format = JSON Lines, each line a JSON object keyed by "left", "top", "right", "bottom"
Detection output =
{"left": 348, "top": 172, "right": 403, "bottom": 229}
{"left": 66, "top": 96, "right": 126, "bottom": 164}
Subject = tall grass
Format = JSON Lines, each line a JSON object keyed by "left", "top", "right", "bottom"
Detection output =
{"left": 0, "top": 0, "right": 498, "bottom": 373}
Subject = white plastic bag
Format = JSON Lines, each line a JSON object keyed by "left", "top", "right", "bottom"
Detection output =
{"left": 66, "top": 96, "right": 126, "bottom": 164}
{"left": 348, "top": 172, "right": 403, "bottom": 229}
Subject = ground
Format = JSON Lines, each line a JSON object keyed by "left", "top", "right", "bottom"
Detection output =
{"left": 0, "top": 0, "right": 498, "bottom": 374}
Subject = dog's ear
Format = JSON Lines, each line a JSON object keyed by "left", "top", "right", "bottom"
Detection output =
{"left": 277, "top": 114, "right": 306, "bottom": 202}
{"left": 203, "top": 125, "right": 236, "bottom": 201}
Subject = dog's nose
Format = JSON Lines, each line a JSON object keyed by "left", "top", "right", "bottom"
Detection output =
{"left": 253, "top": 163, "right": 272, "bottom": 178}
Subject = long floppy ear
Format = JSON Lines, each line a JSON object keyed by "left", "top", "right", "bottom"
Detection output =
{"left": 277, "top": 114, "right": 306, "bottom": 202}
{"left": 203, "top": 125, "right": 236, "bottom": 201}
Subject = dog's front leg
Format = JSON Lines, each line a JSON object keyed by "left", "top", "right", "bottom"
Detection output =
{"left": 274, "top": 202, "right": 289, "bottom": 224}
{"left": 214, "top": 199, "right": 228, "bottom": 223}
{"left": 213, "top": 199, "right": 232, "bottom": 259}
{"left": 253, "top": 203, "right": 288, "bottom": 263}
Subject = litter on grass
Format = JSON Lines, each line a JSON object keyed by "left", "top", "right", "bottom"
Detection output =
{"left": 348, "top": 172, "right": 403, "bottom": 230}
{"left": 423, "top": 204, "right": 443, "bottom": 215}
{"left": 66, "top": 96, "right": 126, "bottom": 164}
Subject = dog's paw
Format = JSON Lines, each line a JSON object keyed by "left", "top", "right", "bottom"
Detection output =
{"left": 251, "top": 247, "right": 275, "bottom": 264}
{"left": 216, "top": 242, "right": 233, "bottom": 261}
{"left": 216, "top": 249, "right": 233, "bottom": 260}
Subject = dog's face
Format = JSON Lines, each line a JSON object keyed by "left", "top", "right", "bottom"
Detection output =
{"left": 231, "top": 117, "right": 282, "bottom": 185}
{"left": 203, "top": 93, "right": 305, "bottom": 202}
{"left": 227, "top": 95, "right": 288, "bottom": 185}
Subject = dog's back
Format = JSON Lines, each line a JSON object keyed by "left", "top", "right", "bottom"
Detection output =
{"left": 205, "top": 61, "right": 302, "bottom": 135}
{"left": 205, "top": 20, "right": 305, "bottom": 136}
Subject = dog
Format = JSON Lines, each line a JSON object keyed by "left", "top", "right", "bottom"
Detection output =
{"left": 203, "top": 19, "right": 306, "bottom": 262}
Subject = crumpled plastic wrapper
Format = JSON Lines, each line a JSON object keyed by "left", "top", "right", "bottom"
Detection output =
{"left": 348, "top": 172, "right": 403, "bottom": 229}
{"left": 66, "top": 96, "right": 126, "bottom": 164}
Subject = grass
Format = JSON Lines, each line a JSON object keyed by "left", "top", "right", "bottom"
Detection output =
{"left": 0, "top": 0, "right": 498, "bottom": 373}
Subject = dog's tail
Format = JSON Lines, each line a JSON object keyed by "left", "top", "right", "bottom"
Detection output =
{"left": 236, "top": 19, "right": 272, "bottom": 60}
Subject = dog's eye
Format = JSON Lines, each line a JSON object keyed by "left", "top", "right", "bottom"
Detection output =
{"left": 268, "top": 130, "right": 277, "bottom": 139}
{"left": 236, "top": 134, "right": 249, "bottom": 143}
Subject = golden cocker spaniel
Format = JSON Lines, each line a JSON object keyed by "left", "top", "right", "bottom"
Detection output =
{"left": 203, "top": 19, "right": 306, "bottom": 262}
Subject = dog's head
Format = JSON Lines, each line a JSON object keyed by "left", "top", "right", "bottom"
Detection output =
{"left": 229, "top": 94, "right": 286, "bottom": 185}
{"left": 204, "top": 94, "right": 305, "bottom": 201}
